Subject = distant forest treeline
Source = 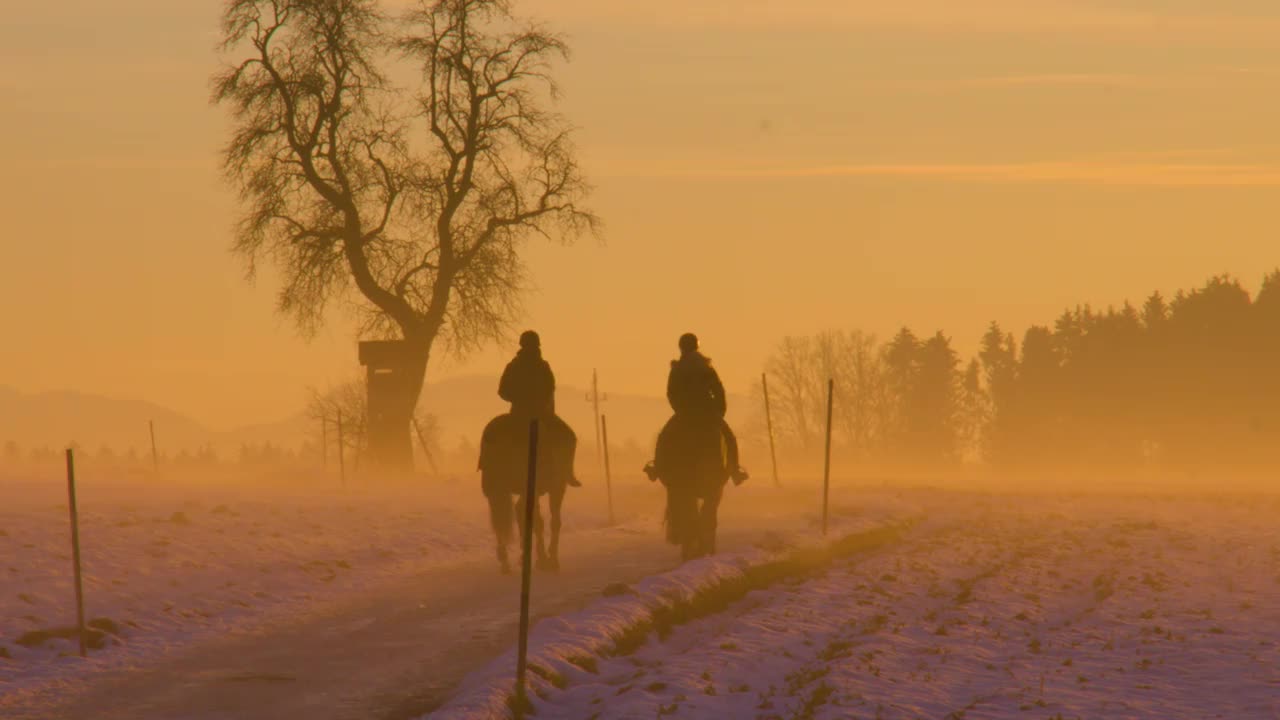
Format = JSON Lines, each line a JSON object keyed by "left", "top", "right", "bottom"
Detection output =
{"left": 753, "top": 272, "right": 1280, "bottom": 471}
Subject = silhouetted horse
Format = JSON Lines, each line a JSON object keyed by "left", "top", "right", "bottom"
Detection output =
{"left": 479, "top": 413, "right": 577, "bottom": 574}
{"left": 645, "top": 414, "right": 737, "bottom": 561}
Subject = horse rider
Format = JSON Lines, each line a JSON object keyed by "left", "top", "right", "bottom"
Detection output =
{"left": 667, "top": 333, "right": 748, "bottom": 484}
{"left": 499, "top": 330, "right": 581, "bottom": 487}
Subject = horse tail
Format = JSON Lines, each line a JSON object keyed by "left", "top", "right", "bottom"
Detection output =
{"left": 478, "top": 415, "right": 505, "bottom": 472}
{"left": 487, "top": 484, "right": 515, "bottom": 547}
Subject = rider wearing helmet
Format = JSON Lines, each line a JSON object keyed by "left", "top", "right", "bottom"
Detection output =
{"left": 500, "top": 330, "right": 556, "bottom": 417}
{"left": 499, "top": 330, "right": 581, "bottom": 486}
{"left": 666, "top": 333, "right": 748, "bottom": 484}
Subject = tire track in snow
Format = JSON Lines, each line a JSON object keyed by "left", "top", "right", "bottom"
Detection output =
{"left": 528, "top": 492, "right": 1280, "bottom": 720}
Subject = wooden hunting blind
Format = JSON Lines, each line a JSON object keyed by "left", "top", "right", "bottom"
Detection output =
{"left": 358, "top": 340, "right": 415, "bottom": 469}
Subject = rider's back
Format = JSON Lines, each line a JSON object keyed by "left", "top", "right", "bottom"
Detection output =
{"left": 667, "top": 352, "right": 727, "bottom": 418}
{"left": 499, "top": 348, "right": 556, "bottom": 417}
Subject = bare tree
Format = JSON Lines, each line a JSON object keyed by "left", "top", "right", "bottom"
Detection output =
{"left": 214, "top": 0, "right": 597, "bottom": 468}
{"left": 306, "top": 377, "right": 368, "bottom": 467}
{"left": 838, "top": 330, "right": 888, "bottom": 456}
{"left": 411, "top": 407, "right": 444, "bottom": 475}
{"left": 765, "top": 335, "right": 816, "bottom": 450}
{"left": 762, "top": 330, "right": 894, "bottom": 459}
{"left": 307, "top": 375, "right": 444, "bottom": 476}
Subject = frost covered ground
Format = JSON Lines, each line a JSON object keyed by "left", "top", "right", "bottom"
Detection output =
{"left": 1, "top": 466, "right": 897, "bottom": 719}
{"left": 0, "top": 470, "right": 505, "bottom": 709}
{"left": 6, "top": 467, "right": 1278, "bottom": 720}
{"left": 466, "top": 490, "right": 1280, "bottom": 720}
{"left": 428, "top": 499, "right": 922, "bottom": 720}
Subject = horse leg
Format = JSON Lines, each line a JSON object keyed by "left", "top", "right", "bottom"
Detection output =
{"left": 700, "top": 484, "right": 725, "bottom": 557}
{"left": 683, "top": 493, "right": 701, "bottom": 561}
{"left": 533, "top": 495, "right": 552, "bottom": 571}
{"left": 664, "top": 485, "right": 696, "bottom": 561}
{"left": 515, "top": 494, "right": 530, "bottom": 568}
{"left": 496, "top": 520, "right": 510, "bottom": 575}
{"left": 682, "top": 515, "right": 699, "bottom": 562}
{"left": 547, "top": 487, "right": 564, "bottom": 572}
{"left": 487, "top": 491, "right": 513, "bottom": 575}
{"left": 689, "top": 497, "right": 703, "bottom": 559}
{"left": 497, "top": 537, "right": 510, "bottom": 575}
{"left": 689, "top": 497, "right": 707, "bottom": 560}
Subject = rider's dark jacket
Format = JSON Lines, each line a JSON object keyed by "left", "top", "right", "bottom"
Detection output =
{"left": 666, "top": 352, "right": 727, "bottom": 418}
{"left": 499, "top": 347, "right": 556, "bottom": 417}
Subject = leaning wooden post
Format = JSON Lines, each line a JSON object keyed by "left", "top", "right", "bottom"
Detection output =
{"left": 65, "top": 449, "right": 88, "bottom": 657}
{"left": 515, "top": 419, "right": 540, "bottom": 714}
{"left": 601, "top": 415, "right": 616, "bottom": 526}
{"left": 148, "top": 420, "right": 159, "bottom": 473}
{"left": 822, "top": 378, "right": 834, "bottom": 537}
{"left": 337, "top": 413, "right": 346, "bottom": 489}
{"left": 411, "top": 416, "right": 440, "bottom": 476}
{"left": 762, "top": 373, "right": 781, "bottom": 488}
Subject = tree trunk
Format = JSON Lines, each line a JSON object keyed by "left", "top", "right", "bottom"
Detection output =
{"left": 373, "top": 396, "right": 417, "bottom": 472}
{"left": 362, "top": 340, "right": 430, "bottom": 474}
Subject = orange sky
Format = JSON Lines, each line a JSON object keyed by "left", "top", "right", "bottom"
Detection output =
{"left": 2, "top": 0, "right": 1279, "bottom": 429}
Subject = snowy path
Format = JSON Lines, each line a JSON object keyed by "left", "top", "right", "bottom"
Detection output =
{"left": 1, "top": 475, "right": 499, "bottom": 718}
{"left": 1, "top": 475, "right": 868, "bottom": 720}
{"left": 529, "top": 491, "right": 1280, "bottom": 720}
{"left": 28, "top": 524, "right": 688, "bottom": 720}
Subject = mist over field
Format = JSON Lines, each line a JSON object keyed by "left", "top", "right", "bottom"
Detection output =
{"left": 4, "top": 1, "right": 1280, "bottom": 718}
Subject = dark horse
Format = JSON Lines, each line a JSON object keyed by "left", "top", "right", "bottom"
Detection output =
{"left": 645, "top": 414, "right": 737, "bottom": 561}
{"left": 479, "top": 413, "right": 577, "bottom": 574}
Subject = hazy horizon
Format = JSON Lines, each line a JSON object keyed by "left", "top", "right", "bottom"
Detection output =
{"left": 4, "top": 5, "right": 1279, "bottom": 717}
{"left": 4, "top": 0, "right": 1280, "bottom": 429}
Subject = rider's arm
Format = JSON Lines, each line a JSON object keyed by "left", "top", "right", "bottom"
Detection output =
{"left": 543, "top": 361, "right": 557, "bottom": 414}
{"left": 498, "top": 361, "right": 517, "bottom": 403}
{"left": 709, "top": 367, "right": 728, "bottom": 417}
{"left": 666, "top": 362, "right": 681, "bottom": 413}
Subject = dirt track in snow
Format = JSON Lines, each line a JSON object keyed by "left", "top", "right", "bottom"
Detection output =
{"left": 1, "top": 477, "right": 846, "bottom": 720}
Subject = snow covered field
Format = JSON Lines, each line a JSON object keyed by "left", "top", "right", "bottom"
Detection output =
{"left": 466, "top": 490, "right": 1280, "bottom": 720}
{"left": 1, "top": 465, "right": 896, "bottom": 719}
{"left": 5, "top": 468, "right": 1278, "bottom": 720}
{"left": 0, "top": 470, "right": 507, "bottom": 707}
{"left": 428, "top": 499, "right": 922, "bottom": 720}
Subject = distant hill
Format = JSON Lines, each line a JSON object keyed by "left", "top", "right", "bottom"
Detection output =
{"left": 0, "top": 377, "right": 751, "bottom": 457}
{"left": 0, "top": 385, "right": 308, "bottom": 456}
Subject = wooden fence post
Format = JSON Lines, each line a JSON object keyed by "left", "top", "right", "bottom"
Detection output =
{"left": 65, "top": 449, "right": 87, "bottom": 657}
{"left": 514, "top": 419, "right": 540, "bottom": 714}
{"left": 148, "top": 420, "right": 159, "bottom": 473}
{"left": 822, "top": 378, "right": 834, "bottom": 536}
{"left": 762, "top": 373, "right": 781, "bottom": 488}
{"left": 601, "top": 415, "right": 616, "bottom": 526}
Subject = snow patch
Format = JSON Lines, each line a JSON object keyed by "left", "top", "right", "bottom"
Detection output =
{"left": 425, "top": 497, "right": 921, "bottom": 720}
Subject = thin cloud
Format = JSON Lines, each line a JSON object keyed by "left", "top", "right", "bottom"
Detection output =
{"left": 962, "top": 73, "right": 1144, "bottom": 87}
{"left": 521, "top": 0, "right": 1280, "bottom": 38}
{"left": 696, "top": 161, "right": 1280, "bottom": 187}
{"left": 528, "top": 0, "right": 1136, "bottom": 31}
{"left": 1222, "top": 67, "right": 1280, "bottom": 76}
